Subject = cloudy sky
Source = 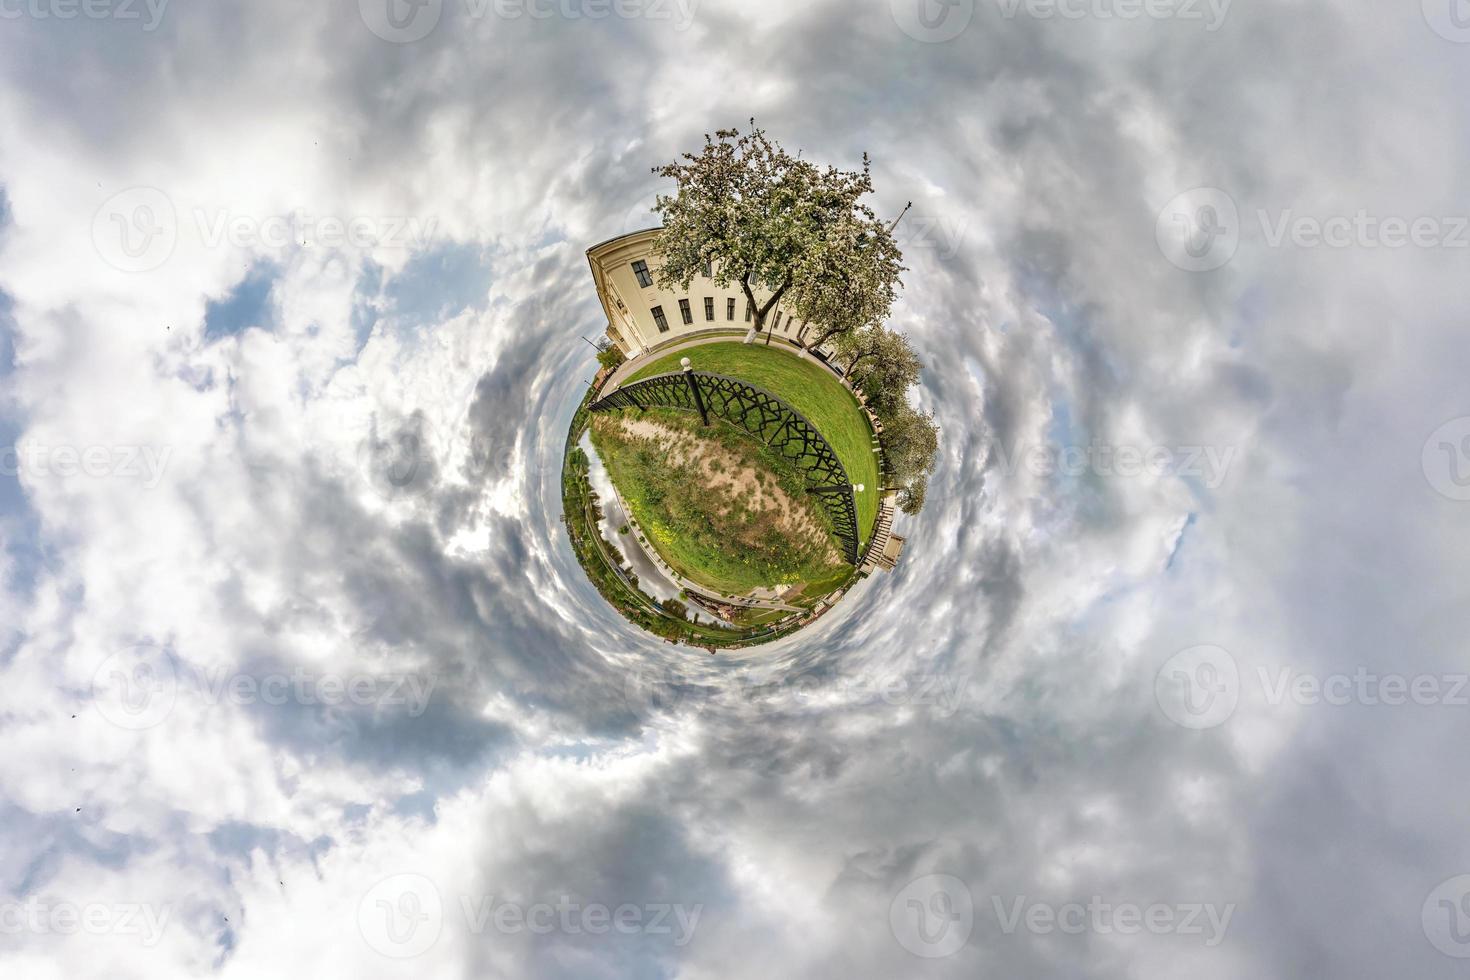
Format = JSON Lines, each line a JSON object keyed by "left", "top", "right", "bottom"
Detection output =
{"left": 1, "top": 0, "right": 1468, "bottom": 976}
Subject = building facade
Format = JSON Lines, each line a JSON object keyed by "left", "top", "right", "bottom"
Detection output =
{"left": 587, "top": 227, "right": 818, "bottom": 356}
{"left": 586, "top": 226, "right": 906, "bottom": 577}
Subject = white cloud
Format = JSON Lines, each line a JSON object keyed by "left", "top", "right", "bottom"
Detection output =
{"left": 0, "top": 1, "right": 1466, "bottom": 977}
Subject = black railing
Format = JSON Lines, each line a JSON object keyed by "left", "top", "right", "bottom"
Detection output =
{"left": 589, "top": 371, "right": 860, "bottom": 563}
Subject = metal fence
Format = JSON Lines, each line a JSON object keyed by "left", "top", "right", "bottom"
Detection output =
{"left": 589, "top": 371, "right": 860, "bottom": 563}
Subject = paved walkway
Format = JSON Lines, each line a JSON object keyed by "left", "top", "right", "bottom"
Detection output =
{"left": 599, "top": 329, "right": 840, "bottom": 396}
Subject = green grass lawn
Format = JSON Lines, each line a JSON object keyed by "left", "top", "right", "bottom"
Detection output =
{"left": 591, "top": 409, "right": 848, "bottom": 596}
{"left": 626, "top": 341, "right": 880, "bottom": 546}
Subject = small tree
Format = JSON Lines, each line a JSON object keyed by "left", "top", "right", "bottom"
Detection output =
{"left": 792, "top": 221, "right": 907, "bottom": 352}
{"left": 596, "top": 344, "right": 626, "bottom": 372}
{"left": 835, "top": 323, "right": 919, "bottom": 378}
{"left": 650, "top": 123, "right": 905, "bottom": 347}
{"left": 896, "top": 474, "right": 928, "bottom": 515}
{"left": 880, "top": 404, "right": 940, "bottom": 516}
{"left": 843, "top": 330, "right": 923, "bottom": 422}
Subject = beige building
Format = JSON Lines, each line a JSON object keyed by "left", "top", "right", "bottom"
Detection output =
{"left": 587, "top": 226, "right": 906, "bottom": 577}
{"left": 587, "top": 227, "right": 818, "bottom": 356}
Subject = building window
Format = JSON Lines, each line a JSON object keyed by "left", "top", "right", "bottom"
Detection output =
{"left": 652, "top": 305, "right": 669, "bottom": 333}
{"left": 702, "top": 260, "right": 713, "bottom": 278}
{"left": 726, "top": 298, "right": 735, "bottom": 321}
{"left": 704, "top": 297, "right": 715, "bottom": 321}
{"left": 773, "top": 311, "right": 783, "bottom": 331}
{"left": 632, "top": 260, "right": 653, "bottom": 288}
{"left": 679, "top": 299, "right": 693, "bottom": 325}
{"left": 745, "top": 301, "right": 753, "bottom": 322}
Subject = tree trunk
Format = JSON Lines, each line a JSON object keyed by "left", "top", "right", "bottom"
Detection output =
{"left": 845, "top": 349, "right": 880, "bottom": 376}
{"left": 740, "top": 276, "right": 762, "bottom": 344}
{"left": 741, "top": 273, "right": 790, "bottom": 347}
{"left": 806, "top": 324, "right": 847, "bottom": 352}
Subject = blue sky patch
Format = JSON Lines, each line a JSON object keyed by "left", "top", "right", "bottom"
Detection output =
{"left": 204, "top": 262, "right": 279, "bottom": 341}
{"left": 384, "top": 242, "right": 492, "bottom": 324}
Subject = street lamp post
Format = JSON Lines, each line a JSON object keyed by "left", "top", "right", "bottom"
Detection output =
{"left": 682, "top": 356, "right": 710, "bottom": 426}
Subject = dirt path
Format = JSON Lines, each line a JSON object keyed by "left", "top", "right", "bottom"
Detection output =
{"left": 607, "top": 415, "right": 840, "bottom": 566}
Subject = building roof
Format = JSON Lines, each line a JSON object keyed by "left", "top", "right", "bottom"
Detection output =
{"left": 585, "top": 226, "right": 662, "bottom": 260}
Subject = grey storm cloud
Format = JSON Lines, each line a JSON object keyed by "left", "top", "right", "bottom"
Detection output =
{"left": 0, "top": 0, "right": 1466, "bottom": 977}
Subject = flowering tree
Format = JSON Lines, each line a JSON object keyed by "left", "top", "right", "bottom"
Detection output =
{"left": 879, "top": 405, "right": 939, "bottom": 516}
{"left": 649, "top": 123, "right": 937, "bottom": 516}
{"left": 650, "top": 123, "right": 905, "bottom": 347}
